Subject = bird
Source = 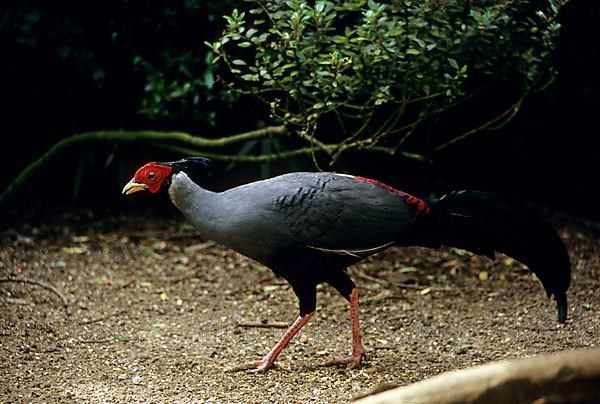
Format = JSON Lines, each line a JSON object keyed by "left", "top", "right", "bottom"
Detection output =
{"left": 122, "top": 156, "right": 571, "bottom": 373}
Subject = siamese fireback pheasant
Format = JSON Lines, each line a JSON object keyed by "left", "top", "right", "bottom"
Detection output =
{"left": 122, "top": 157, "right": 571, "bottom": 373}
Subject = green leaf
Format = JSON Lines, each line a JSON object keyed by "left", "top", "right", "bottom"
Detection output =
{"left": 448, "top": 58, "right": 459, "bottom": 69}
{"left": 203, "top": 70, "right": 214, "bottom": 89}
{"left": 406, "top": 48, "right": 421, "bottom": 55}
{"left": 238, "top": 41, "right": 252, "bottom": 48}
{"left": 241, "top": 74, "right": 259, "bottom": 81}
{"left": 232, "top": 59, "right": 247, "bottom": 66}
{"left": 203, "top": 40, "right": 219, "bottom": 51}
{"left": 112, "top": 334, "right": 128, "bottom": 343}
{"left": 457, "top": 343, "right": 472, "bottom": 355}
{"left": 315, "top": 1, "right": 325, "bottom": 13}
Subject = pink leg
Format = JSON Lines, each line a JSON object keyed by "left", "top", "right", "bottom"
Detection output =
{"left": 229, "top": 311, "right": 314, "bottom": 373}
{"left": 323, "top": 287, "right": 365, "bottom": 368}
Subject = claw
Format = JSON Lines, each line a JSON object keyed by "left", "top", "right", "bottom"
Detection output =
{"left": 227, "top": 360, "right": 273, "bottom": 373}
{"left": 322, "top": 351, "right": 365, "bottom": 369}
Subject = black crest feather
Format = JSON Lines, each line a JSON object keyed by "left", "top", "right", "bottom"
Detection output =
{"left": 159, "top": 157, "right": 213, "bottom": 184}
{"left": 161, "top": 157, "right": 212, "bottom": 174}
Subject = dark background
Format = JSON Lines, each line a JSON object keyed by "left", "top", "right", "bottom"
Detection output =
{"left": 1, "top": 0, "right": 598, "bottom": 225}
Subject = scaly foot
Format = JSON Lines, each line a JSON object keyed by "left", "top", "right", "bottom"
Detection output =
{"left": 322, "top": 350, "right": 365, "bottom": 369}
{"left": 227, "top": 359, "right": 273, "bottom": 373}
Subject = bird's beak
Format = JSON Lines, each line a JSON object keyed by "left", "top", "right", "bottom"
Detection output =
{"left": 122, "top": 179, "right": 149, "bottom": 195}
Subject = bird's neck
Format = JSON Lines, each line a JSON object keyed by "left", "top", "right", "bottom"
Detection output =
{"left": 168, "top": 172, "right": 223, "bottom": 239}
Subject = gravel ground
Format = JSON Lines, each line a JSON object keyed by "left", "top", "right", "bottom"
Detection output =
{"left": 1, "top": 212, "right": 598, "bottom": 403}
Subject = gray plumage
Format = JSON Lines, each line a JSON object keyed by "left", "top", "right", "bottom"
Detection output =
{"left": 169, "top": 171, "right": 416, "bottom": 266}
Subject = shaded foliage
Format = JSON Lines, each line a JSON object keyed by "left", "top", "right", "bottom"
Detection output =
{"left": 2, "top": 0, "right": 241, "bottom": 130}
{"left": 210, "top": 0, "right": 567, "bottom": 163}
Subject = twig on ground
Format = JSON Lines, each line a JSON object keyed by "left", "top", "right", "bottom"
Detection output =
{"left": 124, "top": 232, "right": 206, "bottom": 241}
{"left": 80, "top": 339, "right": 113, "bottom": 344}
{"left": 237, "top": 321, "right": 289, "bottom": 329}
{"left": 0, "top": 277, "right": 69, "bottom": 311}
{"left": 351, "top": 269, "right": 424, "bottom": 290}
{"left": 396, "top": 283, "right": 423, "bottom": 290}
{"left": 121, "top": 279, "right": 136, "bottom": 289}
{"left": 350, "top": 269, "right": 389, "bottom": 285}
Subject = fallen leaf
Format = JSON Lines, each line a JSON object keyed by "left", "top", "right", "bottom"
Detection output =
{"left": 398, "top": 266, "right": 418, "bottom": 273}
{"left": 151, "top": 323, "right": 167, "bottom": 329}
{"left": 152, "top": 241, "right": 167, "bottom": 250}
{"left": 442, "top": 259, "right": 458, "bottom": 267}
{"left": 419, "top": 287, "right": 432, "bottom": 295}
{"left": 479, "top": 271, "right": 489, "bottom": 281}
{"left": 452, "top": 249, "right": 470, "bottom": 257}
{"left": 184, "top": 242, "right": 214, "bottom": 253}
{"left": 263, "top": 285, "right": 279, "bottom": 293}
{"left": 363, "top": 290, "right": 393, "bottom": 303}
{"left": 160, "top": 292, "right": 168, "bottom": 301}
{"left": 62, "top": 246, "right": 87, "bottom": 254}
{"left": 457, "top": 343, "right": 472, "bottom": 354}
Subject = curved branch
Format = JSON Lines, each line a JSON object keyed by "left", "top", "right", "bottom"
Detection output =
{"left": 152, "top": 141, "right": 426, "bottom": 163}
{"left": 0, "top": 126, "right": 287, "bottom": 207}
{"left": 433, "top": 98, "right": 523, "bottom": 153}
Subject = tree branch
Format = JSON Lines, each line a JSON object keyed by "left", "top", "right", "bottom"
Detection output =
{"left": 354, "top": 348, "right": 600, "bottom": 404}
{"left": 0, "top": 126, "right": 287, "bottom": 207}
{"left": 433, "top": 98, "right": 523, "bottom": 153}
{"left": 154, "top": 141, "right": 426, "bottom": 163}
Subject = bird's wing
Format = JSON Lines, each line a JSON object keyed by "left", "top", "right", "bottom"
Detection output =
{"left": 269, "top": 173, "right": 417, "bottom": 252}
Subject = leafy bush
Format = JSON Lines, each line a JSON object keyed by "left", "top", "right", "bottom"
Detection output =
{"left": 2, "top": 1, "right": 240, "bottom": 130}
{"left": 209, "top": 0, "right": 568, "bottom": 162}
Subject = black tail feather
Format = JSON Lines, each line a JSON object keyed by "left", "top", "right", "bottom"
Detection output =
{"left": 419, "top": 191, "right": 571, "bottom": 323}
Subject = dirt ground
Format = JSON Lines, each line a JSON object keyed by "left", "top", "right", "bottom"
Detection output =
{"left": 1, "top": 211, "right": 598, "bottom": 403}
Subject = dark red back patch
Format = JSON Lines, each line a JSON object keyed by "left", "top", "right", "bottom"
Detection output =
{"left": 352, "top": 176, "right": 431, "bottom": 215}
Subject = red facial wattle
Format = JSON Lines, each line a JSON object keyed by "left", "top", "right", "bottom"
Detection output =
{"left": 133, "top": 163, "right": 173, "bottom": 193}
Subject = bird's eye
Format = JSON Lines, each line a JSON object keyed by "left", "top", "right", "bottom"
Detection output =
{"left": 147, "top": 172, "right": 158, "bottom": 182}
